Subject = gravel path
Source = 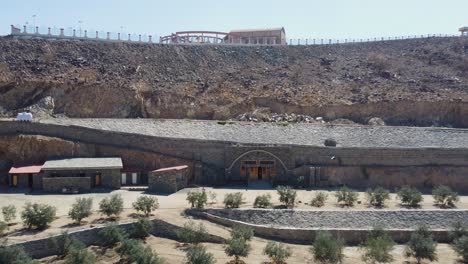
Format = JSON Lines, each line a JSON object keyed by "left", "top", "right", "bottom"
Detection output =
{"left": 34, "top": 118, "right": 468, "bottom": 148}
{"left": 207, "top": 209, "right": 468, "bottom": 229}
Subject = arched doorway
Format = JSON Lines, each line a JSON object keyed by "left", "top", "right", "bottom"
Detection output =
{"left": 227, "top": 150, "right": 288, "bottom": 183}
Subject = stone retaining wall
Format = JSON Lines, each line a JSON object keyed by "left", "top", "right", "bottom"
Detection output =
{"left": 10, "top": 218, "right": 225, "bottom": 259}
{"left": 186, "top": 209, "right": 457, "bottom": 245}
{"left": 42, "top": 177, "right": 91, "bottom": 192}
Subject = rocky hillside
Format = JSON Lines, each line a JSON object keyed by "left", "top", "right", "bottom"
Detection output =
{"left": 1, "top": 36, "right": 468, "bottom": 126}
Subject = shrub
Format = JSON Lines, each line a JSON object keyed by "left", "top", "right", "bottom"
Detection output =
{"left": 253, "top": 194, "right": 272, "bottom": 208}
{"left": 186, "top": 190, "right": 208, "bottom": 209}
{"left": 176, "top": 221, "right": 208, "bottom": 245}
{"left": 405, "top": 226, "right": 437, "bottom": 263}
{"left": 224, "top": 192, "right": 244, "bottom": 209}
{"left": 450, "top": 221, "right": 468, "bottom": 241}
{"left": 133, "top": 196, "right": 159, "bottom": 216}
{"left": 225, "top": 237, "right": 251, "bottom": 264}
{"left": 311, "top": 231, "right": 344, "bottom": 264}
{"left": 49, "top": 232, "right": 85, "bottom": 257}
{"left": 0, "top": 244, "right": 36, "bottom": 264}
{"left": 99, "top": 194, "right": 123, "bottom": 218}
{"left": 311, "top": 192, "right": 328, "bottom": 207}
{"left": 21, "top": 202, "right": 57, "bottom": 230}
{"left": 396, "top": 186, "right": 423, "bottom": 208}
{"left": 366, "top": 187, "right": 390, "bottom": 207}
{"left": 117, "top": 238, "right": 164, "bottom": 264}
{"left": 208, "top": 191, "right": 217, "bottom": 205}
{"left": 69, "top": 197, "right": 93, "bottom": 224}
{"left": 361, "top": 226, "right": 395, "bottom": 263}
{"left": 64, "top": 248, "right": 95, "bottom": 264}
{"left": 185, "top": 245, "right": 215, "bottom": 264}
{"left": 432, "top": 185, "right": 459, "bottom": 208}
{"left": 98, "top": 223, "right": 127, "bottom": 247}
{"left": 231, "top": 225, "right": 254, "bottom": 241}
{"left": 2, "top": 205, "right": 16, "bottom": 224}
{"left": 263, "top": 241, "right": 292, "bottom": 264}
{"left": 335, "top": 186, "right": 359, "bottom": 207}
{"left": 130, "top": 217, "right": 153, "bottom": 239}
{"left": 453, "top": 235, "right": 468, "bottom": 263}
{"left": 276, "top": 186, "right": 297, "bottom": 208}
{"left": 0, "top": 221, "right": 7, "bottom": 236}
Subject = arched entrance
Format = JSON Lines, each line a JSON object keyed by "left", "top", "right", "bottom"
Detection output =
{"left": 227, "top": 150, "right": 288, "bottom": 183}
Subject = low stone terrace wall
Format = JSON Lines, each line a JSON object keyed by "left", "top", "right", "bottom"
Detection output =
{"left": 10, "top": 219, "right": 225, "bottom": 259}
{"left": 187, "top": 209, "right": 468, "bottom": 245}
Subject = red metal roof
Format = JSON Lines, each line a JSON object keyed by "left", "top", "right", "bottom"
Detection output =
{"left": 152, "top": 165, "right": 188, "bottom": 173}
{"left": 9, "top": 164, "right": 43, "bottom": 174}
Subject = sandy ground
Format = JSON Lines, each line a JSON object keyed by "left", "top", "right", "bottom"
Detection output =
{"left": 1, "top": 186, "right": 466, "bottom": 263}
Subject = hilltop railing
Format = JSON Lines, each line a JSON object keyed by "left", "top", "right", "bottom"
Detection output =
{"left": 9, "top": 25, "right": 464, "bottom": 46}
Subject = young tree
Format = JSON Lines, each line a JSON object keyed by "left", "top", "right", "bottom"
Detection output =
{"left": 452, "top": 235, "right": 468, "bottom": 263}
{"left": 361, "top": 226, "right": 395, "bottom": 263}
{"left": 396, "top": 186, "right": 423, "bottom": 208}
{"left": 224, "top": 192, "right": 244, "bottom": 209}
{"left": 366, "top": 187, "right": 390, "bottom": 208}
{"left": 130, "top": 217, "right": 153, "bottom": 239}
{"left": 225, "top": 237, "right": 251, "bottom": 264}
{"left": 99, "top": 194, "right": 123, "bottom": 218}
{"left": 185, "top": 245, "right": 215, "bottom": 264}
{"left": 263, "top": 241, "right": 292, "bottom": 264}
{"left": 276, "top": 186, "right": 297, "bottom": 208}
{"left": 2, "top": 205, "right": 16, "bottom": 224}
{"left": 231, "top": 225, "right": 254, "bottom": 241}
{"left": 0, "top": 244, "right": 36, "bottom": 264}
{"left": 132, "top": 196, "right": 159, "bottom": 216}
{"left": 176, "top": 221, "right": 208, "bottom": 245}
{"left": 254, "top": 193, "right": 272, "bottom": 208}
{"left": 21, "top": 202, "right": 57, "bottom": 230}
{"left": 432, "top": 185, "right": 459, "bottom": 208}
{"left": 405, "top": 226, "right": 437, "bottom": 263}
{"left": 64, "top": 248, "right": 96, "bottom": 264}
{"left": 311, "top": 231, "right": 345, "bottom": 264}
{"left": 69, "top": 197, "right": 93, "bottom": 224}
{"left": 335, "top": 186, "right": 359, "bottom": 207}
{"left": 311, "top": 192, "right": 328, "bottom": 208}
{"left": 186, "top": 191, "right": 208, "bottom": 209}
{"left": 98, "top": 223, "right": 127, "bottom": 247}
{"left": 49, "top": 232, "right": 85, "bottom": 257}
{"left": 117, "top": 238, "right": 164, "bottom": 264}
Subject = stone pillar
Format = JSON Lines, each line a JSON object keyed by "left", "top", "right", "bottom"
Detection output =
{"left": 73, "top": 29, "right": 76, "bottom": 37}
{"left": 23, "top": 25, "right": 27, "bottom": 33}
{"left": 84, "top": 30, "right": 87, "bottom": 38}
{"left": 148, "top": 35, "right": 152, "bottom": 43}
{"left": 96, "top": 31, "right": 99, "bottom": 39}
{"left": 48, "top": 27, "right": 51, "bottom": 35}
{"left": 128, "top": 33, "right": 131, "bottom": 41}
{"left": 106, "top": 32, "right": 110, "bottom": 40}
{"left": 139, "top": 34, "right": 142, "bottom": 42}
{"left": 60, "top": 28, "right": 64, "bottom": 36}
{"left": 35, "top": 26, "right": 39, "bottom": 34}
{"left": 117, "top": 33, "right": 120, "bottom": 40}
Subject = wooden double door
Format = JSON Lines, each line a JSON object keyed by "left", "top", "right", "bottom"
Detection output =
{"left": 240, "top": 160, "right": 276, "bottom": 181}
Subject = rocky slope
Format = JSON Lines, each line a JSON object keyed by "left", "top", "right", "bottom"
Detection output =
{"left": 1, "top": 36, "right": 468, "bottom": 126}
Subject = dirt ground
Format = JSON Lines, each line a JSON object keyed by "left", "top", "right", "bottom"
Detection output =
{"left": 1, "top": 187, "right": 466, "bottom": 263}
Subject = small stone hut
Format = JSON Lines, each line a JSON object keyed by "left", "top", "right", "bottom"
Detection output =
{"left": 8, "top": 164, "right": 43, "bottom": 188}
{"left": 148, "top": 165, "right": 189, "bottom": 194}
{"left": 39, "top": 157, "right": 123, "bottom": 192}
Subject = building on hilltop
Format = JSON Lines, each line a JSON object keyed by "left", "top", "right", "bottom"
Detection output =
{"left": 225, "top": 27, "right": 287, "bottom": 45}
{"left": 460, "top": 27, "right": 468, "bottom": 36}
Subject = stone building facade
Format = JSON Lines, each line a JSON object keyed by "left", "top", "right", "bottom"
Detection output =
{"left": 2, "top": 119, "right": 468, "bottom": 191}
{"left": 148, "top": 165, "right": 189, "bottom": 193}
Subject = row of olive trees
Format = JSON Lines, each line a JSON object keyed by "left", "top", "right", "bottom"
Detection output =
{"left": 0, "top": 194, "right": 160, "bottom": 234}
{"left": 177, "top": 220, "right": 468, "bottom": 264}
{"left": 185, "top": 185, "right": 460, "bottom": 210}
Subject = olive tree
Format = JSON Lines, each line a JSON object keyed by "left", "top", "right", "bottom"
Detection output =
{"left": 276, "top": 186, "right": 297, "bottom": 208}
{"left": 335, "top": 186, "right": 359, "bottom": 207}
{"left": 361, "top": 226, "right": 395, "bottom": 263}
{"left": 2, "top": 205, "right": 16, "bottom": 224}
{"left": 432, "top": 185, "right": 459, "bottom": 208}
{"left": 176, "top": 221, "right": 208, "bottom": 245}
{"left": 132, "top": 196, "right": 159, "bottom": 216}
{"left": 405, "top": 226, "right": 437, "bottom": 263}
{"left": 21, "top": 202, "right": 57, "bottom": 230}
{"left": 185, "top": 245, "right": 215, "bottom": 264}
{"left": 99, "top": 194, "right": 123, "bottom": 218}
{"left": 69, "top": 197, "right": 93, "bottom": 224}
{"left": 366, "top": 187, "right": 390, "bottom": 208}
{"left": 311, "top": 231, "right": 344, "bottom": 264}
{"left": 263, "top": 241, "right": 292, "bottom": 264}
{"left": 225, "top": 237, "right": 251, "bottom": 264}
{"left": 396, "top": 186, "right": 423, "bottom": 208}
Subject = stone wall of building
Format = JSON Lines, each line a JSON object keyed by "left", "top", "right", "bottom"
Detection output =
{"left": 148, "top": 168, "right": 188, "bottom": 194}
{"left": 42, "top": 177, "right": 91, "bottom": 192}
{"left": 1, "top": 121, "right": 468, "bottom": 190}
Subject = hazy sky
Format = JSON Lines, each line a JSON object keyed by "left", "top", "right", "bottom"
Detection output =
{"left": 1, "top": 0, "right": 467, "bottom": 39}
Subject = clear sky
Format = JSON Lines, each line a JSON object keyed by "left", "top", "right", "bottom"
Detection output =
{"left": 1, "top": 0, "right": 467, "bottom": 39}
